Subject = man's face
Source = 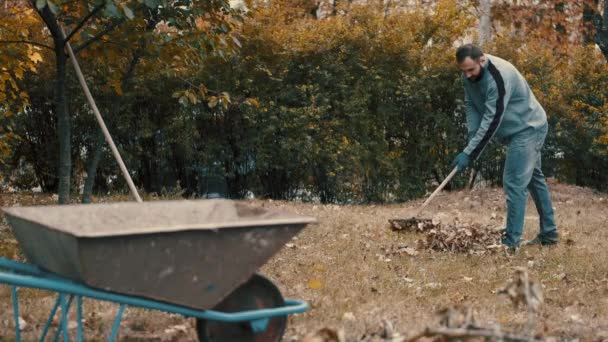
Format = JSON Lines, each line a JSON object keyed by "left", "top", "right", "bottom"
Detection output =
{"left": 459, "top": 56, "right": 485, "bottom": 81}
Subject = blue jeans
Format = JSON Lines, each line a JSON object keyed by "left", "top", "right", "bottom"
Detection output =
{"left": 502, "top": 123, "right": 558, "bottom": 247}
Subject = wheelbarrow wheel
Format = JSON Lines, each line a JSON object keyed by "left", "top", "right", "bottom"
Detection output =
{"left": 196, "top": 273, "right": 287, "bottom": 342}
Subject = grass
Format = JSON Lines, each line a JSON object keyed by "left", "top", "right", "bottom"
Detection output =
{"left": 1, "top": 180, "right": 607, "bottom": 340}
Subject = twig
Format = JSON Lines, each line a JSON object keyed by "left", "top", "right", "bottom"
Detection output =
{"left": 406, "top": 327, "right": 538, "bottom": 342}
{"left": 0, "top": 40, "right": 53, "bottom": 50}
{"left": 63, "top": 3, "right": 105, "bottom": 44}
{"left": 523, "top": 269, "right": 536, "bottom": 334}
{"left": 71, "top": 17, "right": 126, "bottom": 54}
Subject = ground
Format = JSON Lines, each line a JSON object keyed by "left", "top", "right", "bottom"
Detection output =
{"left": 1, "top": 180, "right": 607, "bottom": 341}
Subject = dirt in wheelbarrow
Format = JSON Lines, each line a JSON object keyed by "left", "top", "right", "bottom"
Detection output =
{"left": 1, "top": 181, "right": 608, "bottom": 341}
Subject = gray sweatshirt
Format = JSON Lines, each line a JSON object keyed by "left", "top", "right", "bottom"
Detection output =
{"left": 463, "top": 54, "right": 547, "bottom": 160}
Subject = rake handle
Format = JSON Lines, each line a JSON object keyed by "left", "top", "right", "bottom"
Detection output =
{"left": 416, "top": 166, "right": 459, "bottom": 217}
{"left": 61, "top": 26, "right": 142, "bottom": 203}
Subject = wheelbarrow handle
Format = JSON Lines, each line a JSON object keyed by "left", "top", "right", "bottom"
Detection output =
{"left": 416, "top": 166, "right": 459, "bottom": 217}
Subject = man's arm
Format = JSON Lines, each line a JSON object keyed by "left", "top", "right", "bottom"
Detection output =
{"left": 464, "top": 65, "right": 508, "bottom": 160}
{"left": 464, "top": 85, "right": 481, "bottom": 142}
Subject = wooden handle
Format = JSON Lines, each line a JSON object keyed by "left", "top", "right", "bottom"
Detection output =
{"left": 416, "top": 166, "right": 458, "bottom": 217}
{"left": 61, "top": 27, "right": 142, "bottom": 203}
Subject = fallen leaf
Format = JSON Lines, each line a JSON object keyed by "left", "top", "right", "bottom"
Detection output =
{"left": 164, "top": 324, "right": 188, "bottom": 334}
{"left": 308, "top": 279, "right": 323, "bottom": 289}
{"left": 18, "top": 316, "right": 27, "bottom": 331}
{"left": 342, "top": 312, "right": 355, "bottom": 321}
{"left": 303, "top": 327, "right": 345, "bottom": 342}
{"left": 498, "top": 267, "right": 543, "bottom": 312}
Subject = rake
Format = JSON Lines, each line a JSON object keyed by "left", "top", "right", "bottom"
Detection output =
{"left": 389, "top": 166, "right": 458, "bottom": 230}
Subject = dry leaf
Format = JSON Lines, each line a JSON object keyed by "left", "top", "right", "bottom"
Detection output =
{"left": 417, "top": 221, "right": 503, "bottom": 253}
{"left": 394, "top": 245, "right": 419, "bottom": 256}
{"left": 388, "top": 217, "right": 437, "bottom": 232}
{"left": 498, "top": 267, "right": 543, "bottom": 312}
{"left": 308, "top": 279, "right": 323, "bottom": 289}
{"left": 342, "top": 312, "right": 356, "bottom": 321}
{"left": 163, "top": 324, "right": 188, "bottom": 335}
{"left": 437, "top": 305, "right": 476, "bottom": 329}
{"left": 303, "top": 327, "right": 345, "bottom": 342}
{"left": 360, "top": 319, "right": 405, "bottom": 341}
{"left": 17, "top": 316, "right": 27, "bottom": 331}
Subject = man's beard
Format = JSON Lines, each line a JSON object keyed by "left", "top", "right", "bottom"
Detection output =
{"left": 467, "top": 64, "right": 485, "bottom": 82}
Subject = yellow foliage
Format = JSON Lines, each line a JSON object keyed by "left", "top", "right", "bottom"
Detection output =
{"left": 0, "top": 4, "right": 44, "bottom": 168}
{"left": 244, "top": 97, "right": 260, "bottom": 107}
{"left": 244, "top": 0, "right": 473, "bottom": 61}
{"left": 110, "top": 79, "right": 124, "bottom": 96}
{"left": 28, "top": 51, "right": 43, "bottom": 64}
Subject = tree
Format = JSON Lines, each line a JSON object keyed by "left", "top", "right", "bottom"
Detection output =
{"left": 590, "top": 0, "right": 608, "bottom": 59}
{"left": 4, "top": 0, "right": 240, "bottom": 203}
{"left": 0, "top": 4, "right": 42, "bottom": 182}
{"left": 478, "top": 0, "right": 492, "bottom": 45}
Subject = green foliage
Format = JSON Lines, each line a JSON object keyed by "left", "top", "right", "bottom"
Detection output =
{"left": 177, "top": 0, "right": 475, "bottom": 202}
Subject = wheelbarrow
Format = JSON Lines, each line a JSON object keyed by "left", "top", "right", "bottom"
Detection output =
{"left": 0, "top": 199, "right": 316, "bottom": 341}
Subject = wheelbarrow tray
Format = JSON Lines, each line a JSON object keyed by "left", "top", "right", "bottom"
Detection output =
{"left": 2, "top": 199, "right": 316, "bottom": 310}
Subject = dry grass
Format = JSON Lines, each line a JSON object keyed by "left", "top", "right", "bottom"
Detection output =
{"left": 1, "top": 180, "right": 607, "bottom": 341}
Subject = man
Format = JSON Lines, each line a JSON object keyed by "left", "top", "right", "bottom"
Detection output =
{"left": 452, "top": 44, "right": 558, "bottom": 250}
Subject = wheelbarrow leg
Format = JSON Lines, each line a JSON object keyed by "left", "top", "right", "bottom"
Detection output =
{"left": 77, "top": 296, "right": 83, "bottom": 341}
{"left": 109, "top": 304, "right": 126, "bottom": 342}
{"left": 53, "top": 294, "right": 73, "bottom": 342}
{"left": 41, "top": 293, "right": 63, "bottom": 341}
{"left": 11, "top": 286, "right": 21, "bottom": 342}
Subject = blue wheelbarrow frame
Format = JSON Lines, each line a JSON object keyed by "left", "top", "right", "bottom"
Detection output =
{"left": 0, "top": 257, "right": 308, "bottom": 341}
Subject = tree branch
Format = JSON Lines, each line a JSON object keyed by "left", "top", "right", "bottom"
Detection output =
{"left": 64, "top": 3, "right": 105, "bottom": 44}
{"left": 0, "top": 40, "right": 53, "bottom": 50}
{"left": 33, "top": 2, "right": 65, "bottom": 49}
{"left": 71, "top": 17, "right": 126, "bottom": 54}
{"left": 72, "top": 4, "right": 150, "bottom": 55}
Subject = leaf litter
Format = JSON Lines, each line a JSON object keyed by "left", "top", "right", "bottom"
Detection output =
{"left": 303, "top": 268, "right": 551, "bottom": 341}
{"left": 390, "top": 216, "right": 504, "bottom": 254}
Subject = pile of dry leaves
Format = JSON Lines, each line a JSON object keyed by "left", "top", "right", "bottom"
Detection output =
{"left": 389, "top": 218, "right": 504, "bottom": 253}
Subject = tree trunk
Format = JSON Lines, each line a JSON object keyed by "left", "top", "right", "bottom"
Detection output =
{"left": 597, "top": 0, "right": 608, "bottom": 59}
{"left": 80, "top": 17, "right": 152, "bottom": 203}
{"left": 479, "top": 0, "right": 492, "bottom": 45}
{"left": 54, "top": 34, "right": 71, "bottom": 203}
{"left": 81, "top": 131, "right": 104, "bottom": 203}
{"left": 35, "top": 4, "right": 71, "bottom": 203}
{"left": 582, "top": 0, "right": 599, "bottom": 44}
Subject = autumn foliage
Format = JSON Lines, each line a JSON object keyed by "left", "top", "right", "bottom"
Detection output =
{"left": 0, "top": 5, "right": 43, "bottom": 178}
{"left": 1, "top": 0, "right": 607, "bottom": 201}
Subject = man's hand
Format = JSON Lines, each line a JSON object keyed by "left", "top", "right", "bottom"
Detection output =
{"left": 452, "top": 152, "right": 470, "bottom": 173}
